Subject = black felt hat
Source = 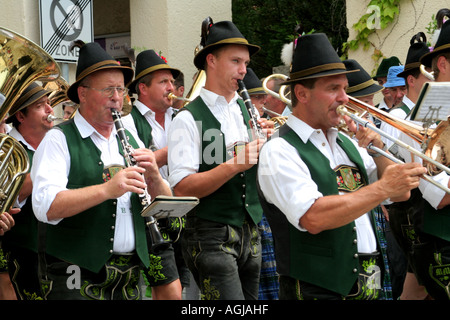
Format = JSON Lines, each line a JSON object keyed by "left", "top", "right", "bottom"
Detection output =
{"left": 67, "top": 42, "right": 134, "bottom": 104}
{"left": 282, "top": 33, "right": 357, "bottom": 85}
{"left": 243, "top": 68, "right": 265, "bottom": 95}
{"left": 421, "top": 19, "right": 450, "bottom": 67}
{"left": 193, "top": 21, "right": 260, "bottom": 70}
{"left": 6, "top": 82, "right": 51, "bottom": 123}
{"left": 373, "top": 56, "right": 401, "bottom": 79}
{"left": 128, "top": 49, "right": 181, "bottom": 94}
{"left": 398, "top": 32, "right": 431, "bottom": 78}
{"left": 344, "top": 59, "right": 383, "bottom": 98}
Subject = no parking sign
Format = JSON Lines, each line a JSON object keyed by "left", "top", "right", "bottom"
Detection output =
{"left": 39, "top": 0, "right": 93, "bottom": 63}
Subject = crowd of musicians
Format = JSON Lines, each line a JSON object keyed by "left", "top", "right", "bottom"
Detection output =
{"left": 0, "top": 8, "right": 450, "bottom": 301}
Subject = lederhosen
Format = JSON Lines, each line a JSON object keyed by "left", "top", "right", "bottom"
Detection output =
{"left": 180, "top": 96, "right": 263, "bottom": 299}
{"left": 1, "top": 143, "right": 42, "bottom": 300}
{"left": 257, "top": 125, "right": 384, "bottom": 300}
{"left": 129, "top": 106, "right": 189, "bottom": 291}
{"left": 38, "top": 119, "right": 150, "bottom": 300}
{"left": 397, "top": 191, "right": 450, "bottom": 300}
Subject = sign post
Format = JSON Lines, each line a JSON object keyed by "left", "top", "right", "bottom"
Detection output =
{"left": 39, "top": 0, "right": 93, "bottom": 64}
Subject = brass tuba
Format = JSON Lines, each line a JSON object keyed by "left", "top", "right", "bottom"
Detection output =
{"left": 43, "top": 76, "right": 70, "bottom": 108}
{"left": 0, "top": 27, "right": 60, "bottom": 212}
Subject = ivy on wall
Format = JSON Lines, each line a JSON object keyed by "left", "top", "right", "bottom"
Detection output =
{"left": 343, "top": 0, "right": 402, "bottom": 74}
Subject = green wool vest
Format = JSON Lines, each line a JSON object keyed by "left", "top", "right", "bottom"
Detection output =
{"left": 43, "top": 120, "right": 150, "bottom": 273}
{"left": 2, "top": 145, "right": 37, "bottom": 252}
{"left": 130, "top": 106, "right": 153, "bottom": 148}
{"left": 258, "top": 125, "right": 372, "bottom": 296}
{"left": 183, "top": 96, "right": 262, "bottom": 227}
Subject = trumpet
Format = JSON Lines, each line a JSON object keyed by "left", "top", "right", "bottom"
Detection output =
{"left": 263, "top": 74, "right": 291, "bottom": 106}
{"left": 168, "top": 93, "right": 191, "bottom": 102}
{"left": 46, "top": 114, "right": 64, "bottom": 122}
{"left": 337, "top": 96, "right": 450, "bottom": 193}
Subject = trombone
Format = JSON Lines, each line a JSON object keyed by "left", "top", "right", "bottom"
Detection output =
{"left": 337, "top": 96, "right": 450, "bottom": 194}
{"left": 262, "top": 74, "right": 290, "bottom": 128}
{"left": 263, "top": 73, "right": 291, "bottom": 107}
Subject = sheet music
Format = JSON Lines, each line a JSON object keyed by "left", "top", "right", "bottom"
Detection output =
{"left": 411, "top": 82, "right": 450, "bottom": 122}
{"left": 141, "top": 195, "right": 199, "bottom": 219}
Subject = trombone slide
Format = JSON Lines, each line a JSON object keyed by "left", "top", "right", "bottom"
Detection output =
{"left": 337, "top": 105, "right": 450, "bottom": 194}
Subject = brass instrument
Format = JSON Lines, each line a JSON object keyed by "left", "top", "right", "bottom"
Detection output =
{"left": 0, "top": 134, "right": 29, "bottom": 212}
{"left": 111, "top": 108, "right": 169, "bottom": 253}
{"left": 420, "top": 64, "right": 435, "bottom": 81}
{"left": 337, "top": 95, "right": 450, "bottom": 193}
{"left": 46, "top": 114, "right": 64, "bottom": 122}
{"left": 0, "top": 27, "right": 60, "bottom": 213}
{"left": 279, "top": 84, "right": 292, "bottom": 107}
{"left": 183, "top": 70, "right": 206, "bottom": 107}
{"left": 168, "top": 92, "right": 191, "bottom": 103}
{"left": 262, "top": 74, "right": 290, "bottom": 128}
{"left": 0, "top": 27, "right": 60, "bottom": 120}
{"left": 44, "top": 77, "right": 70, "bottom": 107}
{"left": 262, "top": 73, "right": 290, "bottom": 106}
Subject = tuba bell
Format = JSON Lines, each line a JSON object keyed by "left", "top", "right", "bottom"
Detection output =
{"left": 0, "top": 27, "right": 60, "bottom": 213}
{"left": 43, "top": 76, "right": 70, "bottom": 108}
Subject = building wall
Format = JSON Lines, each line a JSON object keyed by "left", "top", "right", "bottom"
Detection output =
{"left": 0, "top": 0, "right": 230, "bottom": 92}
{"left": 130, "top": 0, "right": 231, "bottom": 92}
{"left": 346, "top": 0, "right": 448, "bottom": 74}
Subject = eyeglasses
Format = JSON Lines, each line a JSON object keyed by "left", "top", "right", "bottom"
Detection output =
{"left": 82, "top": 86, "right": 129, "bottom": 98}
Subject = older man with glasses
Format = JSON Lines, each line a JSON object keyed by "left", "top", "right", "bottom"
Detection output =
{"left": 30, "top": 42, "right": 172, "bottom": 300}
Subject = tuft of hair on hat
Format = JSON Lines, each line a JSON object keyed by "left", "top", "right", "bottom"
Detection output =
{"left": 69, "top": 39, "right": 86, "bottom": 52}
{"left": 411, "top": 32, "right": 426, "bottom": 45}
{"left": 281, "top": 42, "right": 294, "bottom": 66}
{"left": 280, "top": 24, "right": 304, "bottom": 67}
{"left": 431, "top": 8, "right": 450, "bottom": 47}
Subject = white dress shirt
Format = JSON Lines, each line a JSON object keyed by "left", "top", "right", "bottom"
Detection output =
{"left": 167, "top": 87, "right": 250, "bottom": 188}
{"left": 258, "top": 115, "right": 379, "bottom": 253}
{"left": 31, "top": 112, "right": 146, "bottom": 254}
{"left": 121, "top": 100, "right": 174, "bottom": 179}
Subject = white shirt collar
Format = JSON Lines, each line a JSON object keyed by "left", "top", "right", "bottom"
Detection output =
{"left": 135, "top": 99, "right": 175, "bottom": 118}
{"left": 402, "top": 95, "right": 415, "bottom": 110}
{"left": 73, "top": 111, "right": 117, "bottom": 140}
{"left": 200, "top": 87, "right": 240, "bottom": 108}
{"left": 286, "top": 114, "right": 340, "bottom": 144}
{"left": 8, "top": 127, "right": 35, "bottom": 151}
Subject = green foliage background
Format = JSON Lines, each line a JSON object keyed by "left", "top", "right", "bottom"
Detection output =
{"left": 232, "top": 0, "right": 349, "bottom": 78}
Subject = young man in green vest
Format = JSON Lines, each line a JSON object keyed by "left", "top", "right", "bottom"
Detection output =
{"left": 30, "top": 42, "right": 172, "bottom": 300}
{"left": 393, "top": 18, "right": 450, "bottom": 300}
{"left": 122, "top": 49, "right": 188, "bottom": 300}
{"left": 257, "top": 32, "right": 426, "bottom": 300}
{"left": 1, "top": 82, "right": 54, "bottom": 300}
{"left": 167, "top": 21, "right": 272, "bottom": 300}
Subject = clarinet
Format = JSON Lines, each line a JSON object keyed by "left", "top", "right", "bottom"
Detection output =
{"left": 111, "top": 108, "right": 169, "bottom": 253}
{"left": 237, "top": 79, "right": 266, "bottom": 140}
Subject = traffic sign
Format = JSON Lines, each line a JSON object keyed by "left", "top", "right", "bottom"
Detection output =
{"left": 39, "top": 0, "right": 93, "bottom": 63}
